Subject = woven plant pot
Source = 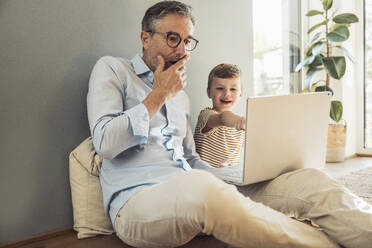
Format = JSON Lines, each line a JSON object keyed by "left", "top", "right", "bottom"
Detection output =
{"left": 326, "top": 121, "right": 347, "bottom": 162}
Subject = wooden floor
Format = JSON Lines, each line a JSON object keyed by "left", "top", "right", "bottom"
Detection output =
{"left": 4, "top": 229, "right": 228, "bottom": 248}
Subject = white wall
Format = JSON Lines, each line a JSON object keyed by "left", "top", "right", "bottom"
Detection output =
{"left": 183, "top": 0, "right": 253, "bottom": 129}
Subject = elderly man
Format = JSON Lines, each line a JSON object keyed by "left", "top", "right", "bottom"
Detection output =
{"left": 87, "top": 1, "right": 372, "bottom": 247}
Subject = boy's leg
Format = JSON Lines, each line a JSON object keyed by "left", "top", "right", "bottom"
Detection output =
{"left": 114, "top": 169, "right": 339, "bottom": 248}
{"left": 239, "top": 168, "right": 372, "bottom": 248}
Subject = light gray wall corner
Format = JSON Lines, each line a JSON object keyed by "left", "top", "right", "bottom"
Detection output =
{"left": 0, "top": 0, "right": 144, "bottom": 244}
{"left": 0, "top": 0, "right": 253, "bottom": 244}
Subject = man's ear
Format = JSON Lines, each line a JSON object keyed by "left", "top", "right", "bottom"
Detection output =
{"left": 207, "top": 88, "right": 211, "bottom": 98}
{"left": 141, "top": 31, "right": 151, "bottom": 50}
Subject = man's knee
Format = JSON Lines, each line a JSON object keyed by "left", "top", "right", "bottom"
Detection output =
{"left": 278, "top": 168, "right": 339, "bottom": 188}
{"left": 180, "top": 169, "right": 239, "bottom": 209}
{"left": 297, "top": 168, "right": 343, "bottom": 191}
{"left": 276, "top": 168, "right": 349, "bottom": 204}
{"left": 257, "top": 167, "right": 344, "bottom": 205}
{"left": 183, "top": 169, "right": 228, "bottom": 191}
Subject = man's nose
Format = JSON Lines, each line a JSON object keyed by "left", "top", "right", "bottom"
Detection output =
{"left": 175, "top": 40, "right": 187, "bottom": 55}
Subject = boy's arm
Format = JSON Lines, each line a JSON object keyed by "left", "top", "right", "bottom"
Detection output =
{"left": 203, "top": 111, "right": 245, "bottom": 133}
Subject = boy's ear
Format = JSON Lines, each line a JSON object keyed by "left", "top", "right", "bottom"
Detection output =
{"left": 207, "top": 88, "right": 211, "bottom": 98}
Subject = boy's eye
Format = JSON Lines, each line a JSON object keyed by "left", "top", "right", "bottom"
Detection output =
{"left": 231, "top": 88, "right": 237, "bottom": 91}
{"left": 216, "top": 87, "right": 224, "bottom": 90}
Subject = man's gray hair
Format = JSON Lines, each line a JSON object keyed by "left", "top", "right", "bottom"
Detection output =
{"left": 142, "top": 1, "right": 195, "bottom": 32}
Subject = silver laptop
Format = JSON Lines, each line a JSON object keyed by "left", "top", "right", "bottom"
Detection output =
{"left": 207, "top": 92, "right": 332, "bottom": 185}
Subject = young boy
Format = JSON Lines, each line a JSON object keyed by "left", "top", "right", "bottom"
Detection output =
{"left": 194, "top": 63, "right": 245, "bottom": 167}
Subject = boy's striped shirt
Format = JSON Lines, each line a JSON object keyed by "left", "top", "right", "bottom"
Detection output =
{"left": 194, "top": 108, "right": 244, "bottom": 167}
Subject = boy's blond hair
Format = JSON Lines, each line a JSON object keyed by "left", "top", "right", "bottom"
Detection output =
{"left": 207, "top": 63, "right": 242, "bottom": 89}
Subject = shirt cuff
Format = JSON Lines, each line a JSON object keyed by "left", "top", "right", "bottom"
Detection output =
{"left": 125, "top": 103, "right": 150, "bottom": 138}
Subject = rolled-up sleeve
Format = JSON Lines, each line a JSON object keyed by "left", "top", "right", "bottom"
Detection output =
{"left": 87, "top": 57, "right": 150, "bottom": 160}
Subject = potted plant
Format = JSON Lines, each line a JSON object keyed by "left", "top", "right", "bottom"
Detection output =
{"left": 295, "top": 0, "right": 359, "bottom": 162}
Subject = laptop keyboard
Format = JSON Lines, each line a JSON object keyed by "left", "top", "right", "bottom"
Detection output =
{"left": 206, "top": 164, "right": 244, "bottom": 183}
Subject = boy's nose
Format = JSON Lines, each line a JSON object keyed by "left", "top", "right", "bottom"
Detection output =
{"left": 224, "top": 90, "right": 231, "bottom": 97}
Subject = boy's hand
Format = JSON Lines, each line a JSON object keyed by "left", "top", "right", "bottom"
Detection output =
{"left": 153, "top": 55, "right": 189, "bottom": 101}
{"left": 220, "top": 111, "right": 246, "bottom": 130}
{"left": 217, "top": 160, "right": 232, "bottom": 167}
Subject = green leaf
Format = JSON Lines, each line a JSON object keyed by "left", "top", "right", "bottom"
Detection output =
{"left": 311, "top": 81, "right": 326, "bottom": 91}
{"left": 326, "top": 25, "right": 350, "bottom": 42}
{"left": 306, "top": 43, "right": 316, "bottom": 57}
{"left": 308, "top": 20, "right": 328, "bottom": 34}
{"left": 309, "top": 54, "right": 324, "bottom": 68}
{"left": 311, "top": 83, "right": 319, "bottom": 92}
{"left": 308, "top": 32, "right": 322, "bottom": 46}
{"left": 333, "top": 13, "right": 359, "bottom": 24}
{"left": 315, "top": 85, "right": 334, "bottom": 95}
{"left": 330, "top": 100, "right": 343, "bottom": 122}
{"left": 306, "top": 41, "right": 325, "bottom": 57}
{"left": 312, "top": 41, "right": 326, "bottom": 56}
{"left": 306, "top": 10, "right": 324, "bottom": 16}
{"left": 330, "top": 23, "right": 350, "bottom": 32}
{"left": 323, "top": 56, "right": 346, "bottom": 79}
{"left": 335, "top": 45, "right": 356, "bottom": 63}
{"left": 311, "top": 80, "right": 327, "bottom": 92}
{"left": 305, "top": 68, "right": 322, "bottom": 89}
{"left": 295, "top": 55, "right": 315, "bottom": 72}
{"left": 322, "top": 0, "right": 333, "bottom": 10}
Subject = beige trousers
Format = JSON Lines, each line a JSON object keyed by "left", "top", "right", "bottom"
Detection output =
{"left": 114, "top": 168, "right": 372, "bottom": 248}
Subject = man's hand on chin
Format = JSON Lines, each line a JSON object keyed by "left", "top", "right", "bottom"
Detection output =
{"left": 153, "top": 54, "right": 189, "bottom": 100}
{"left": 142, "top": 54, "right": 189, "bottom": 119}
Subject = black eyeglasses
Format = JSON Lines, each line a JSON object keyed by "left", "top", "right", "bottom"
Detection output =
{"left": 147, "top": 31, "right": 199, "bottom": 51}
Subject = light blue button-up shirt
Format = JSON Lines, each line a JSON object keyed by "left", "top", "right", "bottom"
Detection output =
{"left": 87, "top": 54, "right": 211, "bottom": 223}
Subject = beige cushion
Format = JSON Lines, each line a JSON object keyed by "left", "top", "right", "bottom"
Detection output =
{"left": 69, "top": 137, "right": 114, "bottom": 239}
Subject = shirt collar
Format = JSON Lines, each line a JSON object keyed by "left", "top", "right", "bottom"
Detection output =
{"left": 131, "top": 54, "right": 152, "bottom": 76}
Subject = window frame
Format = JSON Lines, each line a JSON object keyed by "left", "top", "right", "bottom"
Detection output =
{"left": 252, "top": 0, "right": 302, "bottom": 96}
{"left": 357, "top": 0, "right": 372, "bottom": 155}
